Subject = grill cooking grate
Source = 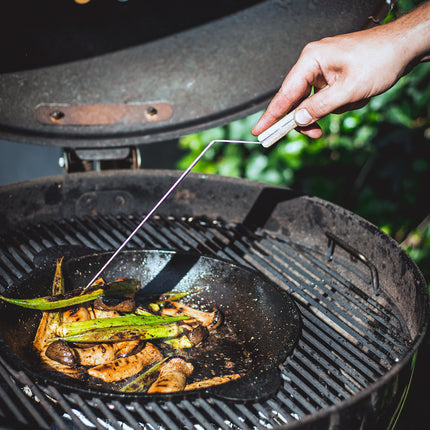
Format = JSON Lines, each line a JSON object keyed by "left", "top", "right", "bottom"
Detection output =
{"left": 0, "top": 214, "right": 410, "bottom": 429}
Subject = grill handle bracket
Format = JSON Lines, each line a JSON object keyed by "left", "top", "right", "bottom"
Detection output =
{"left": 325, "top": 231, "right": 380, "bottom": 296}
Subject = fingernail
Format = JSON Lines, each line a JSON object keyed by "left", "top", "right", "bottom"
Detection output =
{"left": 295, "top": 109, "right": 312, "bottom": 126}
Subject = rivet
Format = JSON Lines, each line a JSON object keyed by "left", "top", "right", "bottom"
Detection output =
{"left": 146, "top": 106, "right": 158, "bottom": 117}
{"left": 49, "top": 110, "right": 65, "bottom": 121}
{"left": 115, "top": 195, "right": 126, "bottom": 206}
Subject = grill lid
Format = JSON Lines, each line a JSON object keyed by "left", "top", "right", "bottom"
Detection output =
{"left": 0, "top": 0, "right": 391, "bottom": 147}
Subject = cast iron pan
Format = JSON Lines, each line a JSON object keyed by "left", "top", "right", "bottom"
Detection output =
{"left": 0, "top": 248, "right": 301, "bottom": 402}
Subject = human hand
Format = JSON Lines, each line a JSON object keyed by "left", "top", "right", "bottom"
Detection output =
{"left": 252, "top": 1, "right": 430, "bottom": 139}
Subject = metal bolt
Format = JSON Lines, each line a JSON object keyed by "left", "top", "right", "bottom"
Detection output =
{"left": 49, "top": 110, "right": 65, "bottom": 121}
{"left": 82, "top": 195, "right": 96, "bottom": 210}
{"left": 115, "top": 194, "right": 126, "bottom": 206}
{"left": 146, "top": 106, "right": 158, "bottom": 117}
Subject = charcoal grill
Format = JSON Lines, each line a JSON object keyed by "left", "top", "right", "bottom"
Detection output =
{"left": 1, "top": 0, "right": 428, "bottom": 429}
{"left": 0, "top": 171, "right": 427, "bottom": 429}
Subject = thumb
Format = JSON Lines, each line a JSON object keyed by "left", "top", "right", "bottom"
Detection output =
{"left": 294, "top": 85, "right": 343, "bottom": 126}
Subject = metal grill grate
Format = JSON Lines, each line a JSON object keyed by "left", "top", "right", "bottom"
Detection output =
{"left": 0, "top": 214, "right": 411, "bottom": 429}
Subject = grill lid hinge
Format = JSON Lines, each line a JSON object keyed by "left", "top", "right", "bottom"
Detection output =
{"left": 59, "top": 146, "right": 141, "bottom": 173}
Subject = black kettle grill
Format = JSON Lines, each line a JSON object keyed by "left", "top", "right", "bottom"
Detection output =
{"left": 0, "top": 1, "right": 428, "bottom": 429}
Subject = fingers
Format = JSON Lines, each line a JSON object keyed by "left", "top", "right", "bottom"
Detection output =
{"left": 252, "top": 82, "right": 339, "bottom": 139}
{"left": 296, "top": 123, "right": 323, "bottom": 139}
{"left": 252, "top": 55, "right": 318, "bottom": 136}
{"left": 251, "top": 86, "right": 304, "bottom": 136}
{"left": 332, "top": 98, "right": 370, "bottom": 115}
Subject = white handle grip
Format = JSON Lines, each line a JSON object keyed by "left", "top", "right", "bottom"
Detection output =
{"left": 257, "top": 110, "right": 297, "bottom": 148}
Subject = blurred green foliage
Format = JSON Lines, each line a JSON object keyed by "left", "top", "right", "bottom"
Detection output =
{"left": 177, "top": 0, "right": 430, "bottom": 285}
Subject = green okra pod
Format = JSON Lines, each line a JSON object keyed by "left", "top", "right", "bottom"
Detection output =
{"left": 49, "top": 323, "right": 182, "bottom": 343}
{"left": 144, "top": 289, "right": 203, "bottom": 313}
{"left": 0, "top": 278, "right": 141, "bottom": 310}
{"left": 60, "top": 314, "right": 188, "bottom": 337}
{"left": 156, "top": 288, "right": 202, "bottom": 302}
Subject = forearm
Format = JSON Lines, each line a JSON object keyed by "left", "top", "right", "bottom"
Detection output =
{"left": 387, "top": 1, "right": 430, "bottom": 68}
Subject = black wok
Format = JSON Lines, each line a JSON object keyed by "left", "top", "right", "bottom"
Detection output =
{"left": 0, "top": 249, "right": 301, "bottom": 402}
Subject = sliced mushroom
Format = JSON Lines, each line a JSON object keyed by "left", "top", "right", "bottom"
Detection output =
{"left": 33, "top": 311, "right": 81, "bottom": 377}
{"left": 160, "top": 301, "right": 223, "bottom": 331}
{"left": 92, "top": 307, "right": 121, "bottom": 319}
{"left": 93, "top": 295, "right": 136, "bottom": 313}
{"left": 52, "top": 304, "right": 93, "bottom": 337}
{"left": 115, "top": 340, "right": 144, "bottom": 358}
{"left": 184, "top": 374, "right": 242, "bottom": 390}
{"left": 87, "top": 342, "right": 163, "bottom": 383}
{"left": 63, "top": 305, "right": 93, "bottom": 322}
{"left": 45, "top": 339, "right": 77, "bottom": 367}
{"left": 147, "top": 357, "right": 194, "bottom": 393}
{"left": 186, "top": 324, "right": 209, "bottom": 345}
{"left": 73, "top": 343, "right": 118, "bottom": 367}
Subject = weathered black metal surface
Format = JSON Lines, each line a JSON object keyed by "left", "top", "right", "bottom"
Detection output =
{"left": 0, "top": 0, "right": 390, "bottom": 147}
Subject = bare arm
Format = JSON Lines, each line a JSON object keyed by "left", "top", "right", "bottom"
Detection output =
{"left": 252, "top": 1, "right": 430, "bottom": 139}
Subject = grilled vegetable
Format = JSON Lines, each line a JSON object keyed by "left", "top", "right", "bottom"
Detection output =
{"left": 32, "top": 258, "right": 81, "bottom": 377}
{"left": 186, "top": 324, "right": 208, "bottom": 345}
{"left": 45, "top": 340, "right": 77, "bottom": 367}
{"left": 164, "top": 324, "right": 208, "bottom": 349}
{"left": 115, "top": 340, "right": 144, "bottom": 358}
{"left": 155, "top": 289, "right": 202, "bottom": 302}
{"left": 73, "top": 342, "right": 119, "bottom": 367}
{"left": 52, "top": 304, "right": 93, "bottom": 336}
{"left": 49, "top": 257, "right": 65, "bottom": 333}
{"left": 93, "top": 295, "right": 136, "bottom": 313}
{"left": 147, "top": 357, "right": 194, "bottom": 393}
{"left": 63, "top": 305, "right": 93, "bottom": 322}
{"left": 120, "top": 357, "right": 169, "bottom": 393}
{"left": 88, "top": 342, "right": 163, "bottom": 382}
{"left": 184, "top": 374, "right": 242, "bottom": 391}
{"left": 164, "top": 334, "right": 194, "bottom": 349}
{"left": 60, "top": 304, "right": 123, "bottom": 366}
{"left": 92, "top": 308, "right": 121, "bottom": 319}
{"left": 52, "top": 257, "right": 65, "bottom": 294}
{"left": 49, "top": 323, "right": 183, "bottom": 343}
{"left": 33, "top": 311, "right": 81, "bottom": 376}
{"left": 59, "top": 314, "right": 188, "bottom": 337}
{"left": 160, "top": 300, "right": 223, "bottom": 330}
{"left": 0, "top": 278, "right": 141, "bottom": 310}
{"left": 134, "top": 307, "right": 154, "bottom": 316}
{"left": 146, "top": 289, "right": 202, "bottom": 312}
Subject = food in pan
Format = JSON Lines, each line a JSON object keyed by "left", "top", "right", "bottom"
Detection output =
{"left": 0, "top": 257, "right": 241, "bottom": 393}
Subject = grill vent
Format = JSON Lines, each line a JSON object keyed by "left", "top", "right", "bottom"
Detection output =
{"left": 0, "top": 214, "right": 410, "bottom": 429}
